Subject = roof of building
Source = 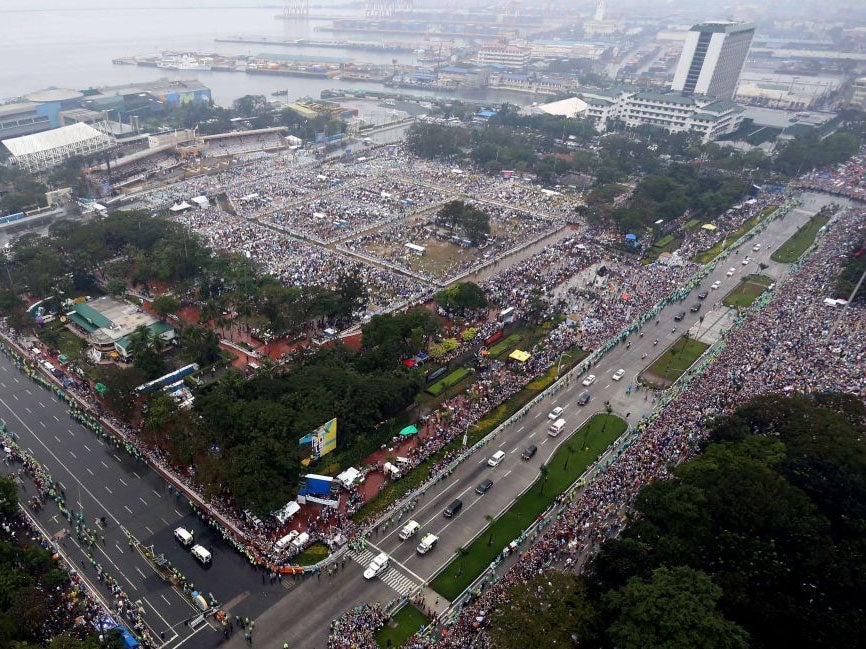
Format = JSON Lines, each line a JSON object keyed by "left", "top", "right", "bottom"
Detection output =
{"left": 536, "top": 96, "right": 589, "bottom": 117}
{"left": 439, "top": 66, "right": 472, "bottom": 74}
{"left": 691, "top": 21, "right": 755, "bottom": 34}
{"left": 0, "top": 102, "right": 40, "bottom": 118}
{"left": 699, "top": 99, "right": 743, "bottom": 114}
{"left": 72, "top": 302, "right": 113, "bottom": 330}
{"left": 633, "top": 92, "right": 695, "bottom": 105}
{"left": 24, "top": 88, "right": 83, "bottom": 103}
{"left": 2, "top": 123, "right": 109, "bottom": 157}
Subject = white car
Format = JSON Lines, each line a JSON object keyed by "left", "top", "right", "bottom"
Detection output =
{"left": 726, "top": 267, "right": 736, "bottom": 277}
{"left": 752, "top": 243, "right": 761, "bottom": 252}
{"left": 582, "top": 374, "right": 597, "bottom": 386}
{"left": 612, "top": 368, "right": 625, "bottom": 381}
{"left": 711, "top": 280, "right": 721, "bottom": 290}
{"left": 742, "top": 256, "right": 751, "bottom": 265}
{"left": 416, "top": 533, "right": 439, "bottom": 555}
{"left": 363, "top": 552, "right": 389, "bottom": 580}
{"left": 547, "top": 406, "right": 564, "bottom": 420}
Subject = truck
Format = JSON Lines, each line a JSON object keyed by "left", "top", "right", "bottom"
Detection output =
{"left": 416, "top": 533, "right": 439, "bottom": 555}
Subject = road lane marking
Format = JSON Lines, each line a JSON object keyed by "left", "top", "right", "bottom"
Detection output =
{"left": 69, "top": 450, "right": 77, "bottom": 459}
{"left": 38, "top": 421, "right": 46, "bottom": 428}
{"left": 38, "top": 400, "right": 45, "bottom": 407}
{"left": 54, "top": 435, "right": 61, "bottom": 443}
{"left": 119, "top": 478, "right": 128, "bottom": 486}
{"left": 23, "top": 406, "right": 31, "bottom": 413}
{"left": 152, "top": 489, "right": 162, "bottom": 499}
{"left": 518, "top": 425, "right": 525, "bottom": 432}
{"left": 83, "top": 444, "right": 91, "bottom": 452}
{"left": 25, "top": 389, "right": 32, "bottom": 395}
{"left": 132, "top": 472, "right": 141, "bottom": 479}
{"left": 529, "top": 431, "right": 536, "bottom": 438}
{"left": 86, "top": 467, "right": 94, "bottom": 476}
{"left": 104, "top": 486, "right": 113, "bottom": 494}
{"left": 124, "top": 505, "right": 133, "bottom": 514}
{"left": 497, "top": 439, "right": 507, "bottom": 447}
{"left": 11, "top": 394, "right": 17, "bottom": 400}
{"left": 174, "top": 509, "right": 183, "bottom": 517}
{"left": 68, "top": 428, "right": 75, "bottom": 436}
{"left": 144, "top": 525, "right": 153, "bottom": 535}
{"left": 160, "top": 594, "right": 171, "bottom": 606}
{"left": 509, "top": 447, "right": 518, "bottom": 453}
{"left": 113, "top": 454, "right": 122, "bottom": 462}
{"left": 139, "top": 497, "right": 147, "bottom": 506}
{"left": 52, "top": 415, "right": 59, "bottom": 422}
{"left": 101, "top": 461, "right": 109, "bottom": 469}
{"left": 115, "top": 542, "right": 125, "bottom": 553}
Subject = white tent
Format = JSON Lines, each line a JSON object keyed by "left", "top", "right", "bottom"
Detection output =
{"left": 273, "top": 500, "right": 301, "bottom": 524}
{"left": 170, "top": 201, "right": 192, "bottom": 212}
{"left": 337, "top": 467, "right": 362, "bottom": 489}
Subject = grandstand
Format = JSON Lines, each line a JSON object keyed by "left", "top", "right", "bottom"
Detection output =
{"left": 201, "top": 127, "right": 288, "bottom": 158}
{"left": 2, "top": 123, "right": 115, "bottom": 172}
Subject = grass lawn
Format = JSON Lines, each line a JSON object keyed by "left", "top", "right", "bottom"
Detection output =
{"left": 771, "top": 214, "right": 829, "bottom": 263}
{"left": 375, "top": 604, "right": 429, "bottom": 648}
{"left": 293, "top": 541, "right": 330, "bottom": 566}
{"left": 487, "top": 333, "right": 522, "bottom": 357}
{"left": 644, "top": 236, "right": 682, "bottom": 263}
{"left": 353, "top": 346, "right": 588, "bottom": 524}
{"left": 693, "top": 205, "right": 778, "bottom": 264}
{"left": 640, "top": 336, "right": 709, "bottom": 389}
{"left": 722, "top": 274, "right": 773, "bottom": 309}
{"left": 430, "top": 414, "right": 627, "bottom": 601}
{"left": 425, "top": 367, "right": 472, "bottom": 396}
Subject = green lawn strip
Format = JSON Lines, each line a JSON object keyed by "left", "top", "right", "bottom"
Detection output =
{"left": 770, "top": 214, "right": 830, "bottom": 263}
{"left": 375, "top": 604, "right": 430, "bottom": 648}
{"left": 352, "top": 348, "right": 588, "bottom": 524}
{"left": 429, "top": 414, "right": 627, "bottom": 601}
{"left": 693, "top": 205, "right": 778, "bottom": 264}
{"left": 640, "top": 336, "right": 709, "bottom": 388}
{"left": 722, "top": 274, "right": 773, "bottom": 308}
{"left": 425, "top": 367, "right": 472, "bottom": 396}
{"left": 293, "top": 541, "right": 330, "bottom": 566}
{"left": 487, "top": 333, "right": 522, "bottom": 357}
{"left": 684, "top": 218, "right": 701, "bottom": 230}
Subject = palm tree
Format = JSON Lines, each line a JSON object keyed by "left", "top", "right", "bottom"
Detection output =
{"left": 126, "top": 324, "right": 155, "bottom": 358}
{"left": 563, "top": 444, "right": 576, "bottom": 471}
{"left": 485, "top": 514, "right": 495, "bottom": 547}
{"left": 538, "top": 463, "right": 550, "bottom": 497}
{"left": 456, "top": 546, "right": 468, "bottom": 577}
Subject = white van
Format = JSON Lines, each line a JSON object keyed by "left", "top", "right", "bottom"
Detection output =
{"left": 399, "top": 520, "right": 421, "bottom": 540}
{"left": 191, "top": 544, "right": 211, "bottom": 565}
{"left": 174, "top": 527, "right": 194, "bottom": 547}
{"left": 275, "top": 530, "right": 299, "bottom": 551}
{"left": 549, "top": 418, "right": 566, "bottom": 437}
{"left": 488, "top": 450, "right": 506, "bottom": 467}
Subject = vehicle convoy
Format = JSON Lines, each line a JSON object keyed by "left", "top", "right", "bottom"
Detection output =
{"left": 547, "top": 406, "right": 563, "bottom": 420}
{"left": 582, "top": 374, "right": 596, "bottom": 386}
{"left": 522, "top": 445, "right": 537, "bottom": 460}
{"left": 416, "top": 533, "right": 439, "bottom": 555}
{"left": 577, "top": 391, "right": 591, "bottom": 406}
{"left": 444, "top": 499, "right": 463, "bottom": 517}
{"left": 475, "top": 479, "right": 493, "bottom": 494}
{"left": 549, "top": 418, "right": 566, "bottom": 437}
{"left": 191, "top": 544, "right": 212, "bottom": 566}
{"left": 399, "top": 521, "right": 420, "bottom": 540}
{"left": 174, "top": 527, "right": 194, "bottom": 547}
{"left": 364, "top": 552, "right": 389, "bottom": 579}
{"left": 612, "top": 368, "right": 625, "bottom": 381}
{"left": 488, "top": 450, "right": 505, "bottom": 467}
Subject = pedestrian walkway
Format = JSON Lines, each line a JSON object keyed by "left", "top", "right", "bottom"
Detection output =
{"left": 350, "top": 548, "right": 418, "bottom": 596}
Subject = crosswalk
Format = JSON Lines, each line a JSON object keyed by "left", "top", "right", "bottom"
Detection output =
{"left": 351, "top": 548, "right": 418, "bottom": 596}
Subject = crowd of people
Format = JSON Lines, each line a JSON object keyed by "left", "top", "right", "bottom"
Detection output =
{"left": 795, "top": 153, "right": 866, "bottom": 202}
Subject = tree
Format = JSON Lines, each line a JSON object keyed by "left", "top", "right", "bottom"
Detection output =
{"left": 0, "top": 476, "right": 17, "bottom": 517}
{"left": 563, "top": 444, "right": 576, "bottom": 471}
{"left": 456, "top": 546, "right": 468, "bottom": 577}
{"left": 406, "top": 122, "right": 468, "bottom": 159}
{"left": 151, "top": 294, "right": 179, "bottom": 321}
{"left": 603, "top": 566, "right": 749, "bottom": 649}
{"left": 103, "top": 279, "right": 126, "bottom": 297}
{"left": 538, "top": 463, "right": 550, "bottom": 496}
{"left": 485, "top": 514, "right": 495, "bottom": 546}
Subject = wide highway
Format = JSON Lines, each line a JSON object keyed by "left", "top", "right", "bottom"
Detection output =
{"left": 0, "top": 192, "right": 837, "bottom": 649}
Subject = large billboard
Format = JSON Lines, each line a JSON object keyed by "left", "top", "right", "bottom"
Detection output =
{"left": 299, "top": 418, "right": 337, "bottom": 466}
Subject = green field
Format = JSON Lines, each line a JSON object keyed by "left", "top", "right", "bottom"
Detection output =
{"left": 640, "top": 336, "right": 709, "bottom": 388}
{"left": 293, "top": 541, "right": 330, "bottom": 566}
{"left": 723, "top": 274, "right": 773, "bottom": 308}
{"left": 771, "top": 214, "right": 829, "bottom": 263}
{"left": 375, "top": 604, "right": 429, "bottom": 648}
{"left": 425, "top": 367, "right": 471, "bottom": 396}
{"left": 487, "top": 333, "right": 522, "bottom": 357}
{"left": 429, "top": 414, "right": 627, "bottom": 601}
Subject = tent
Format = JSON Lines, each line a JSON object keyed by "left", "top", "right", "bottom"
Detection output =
{"left": 273, "top": 501, "right": 301, "bottom": 524}
{"left": 169, "top": 201, "right": 192, "bottom": 212}
{"left": 337, "top": 467, "right": 362, "bottom": 488}
{"left": 399, "top": 424, "right": 418, "bottom": 437}
{"left": 508, "top": 349, "right": 531, "bottom": 363}
{"left": 625, "top": 233, "right": 637, "bottom": 241}
{"left": 701, "top": 223, "right": 717, "bottom": 231}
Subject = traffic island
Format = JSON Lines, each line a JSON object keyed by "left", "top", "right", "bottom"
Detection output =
{"left": 374, "top": 604, "right": 430, "bottom": 649}
{"left": 722, "top": 274, "right": 773, "bottom": 309}
{"left": 639, "top": 336, "right": 709, "bottom": 389}
{"left": 428, "top": 414, "right": 627, "bottom": 602}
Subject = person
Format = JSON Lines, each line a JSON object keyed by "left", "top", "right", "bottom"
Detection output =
{"left": 641, "top": 353, "right": 646, "bottom": 359}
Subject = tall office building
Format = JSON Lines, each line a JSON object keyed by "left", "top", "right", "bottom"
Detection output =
{"left": 671, "top": 21, "right": 755, "bottom": 100}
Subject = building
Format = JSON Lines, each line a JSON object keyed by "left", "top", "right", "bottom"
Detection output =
{"left": 528, "top": 96, "right": 590, "bottom": 118}
{"left": 851, "top": 77, "right": 866, "bottom": 110}
{"left": 671, "top": 21, "right": 755, "bottom": 101}
{"left": 67, "top": 296, "right": 175, "bottom": 361}
{"left": 0, "top": 88, "right": 85, "bottom": 141}
{"left": 579, "top": 89, "right": 745, "bottom": 142}
{"left": 527, "top": 40, "right": 610, "bottom": 61}
{"left": 477, "top": 44, "right": 531, "bottom": 68}
{"left": 2, "top": 123, "right": 116, "bottom": 172}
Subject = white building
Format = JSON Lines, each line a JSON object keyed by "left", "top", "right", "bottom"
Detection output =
{"left": 477, "top": 45, "right": 531, "bottom": 69}
{"left": 579, "top": 88, "right": 745, "bottom": 142}
{"left": 2, "top": 122, "right": 115, "bottom": 172}
{"left": 671, "top": 21, "right": 755, "bottom": 101}
{"left": 851, "top": 77, "right": 866, "bottom": 110}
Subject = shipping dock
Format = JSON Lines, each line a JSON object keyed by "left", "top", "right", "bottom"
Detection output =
{"left": 214, "top": 36, "right": 417, "bottom": 53}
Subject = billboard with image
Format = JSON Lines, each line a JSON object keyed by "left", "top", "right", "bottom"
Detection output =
{"left": 299, "top": 418, "right": 337, "bottom": 466}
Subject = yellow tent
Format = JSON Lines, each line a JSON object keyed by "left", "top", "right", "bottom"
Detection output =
{"left": 508, "top": 349, "right": 531, "bottom": 362}
{"left": 701, "top": 223, "right": 717, "bottom": 231}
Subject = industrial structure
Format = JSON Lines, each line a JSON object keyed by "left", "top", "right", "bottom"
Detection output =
{"left": 2, "top": 123, "right": 116, "bottom": 172}
{"left": 671, "top": 21, "right": 755, "bottom": 101}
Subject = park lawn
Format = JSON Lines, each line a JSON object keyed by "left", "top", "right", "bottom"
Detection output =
{"left": 641, "top": 336, "right": 709, "bottom": 388}
{"left": 430, "top": 414, "right": 627, "bottom": 602}
{"left": 293, "top": 541, "right": 330, "bottom": 566}
{"left": 645, "top": 236, "right": 682, "bottom": 263}
{"left": 375, "top": 604, "right": 429, "bottom": 648}
{"left": 487, "top": 333, "right": 522, "bottom": 357}
{"left": 425, "top": 367, "right": 472, "bottom": 396}
{"left": 723, "top": 274, "right": 773, "bottom": 309}
{"left": 771, "top": 214, "right": 829, "bottom": 263}
{"left": 353, "top": 347, "right": 588, "bottom": 524}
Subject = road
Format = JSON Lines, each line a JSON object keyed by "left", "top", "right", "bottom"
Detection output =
{"left": 1, "top": 192, "right": 837, "bottom": 649}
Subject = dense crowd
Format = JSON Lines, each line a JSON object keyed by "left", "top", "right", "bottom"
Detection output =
{"left": 795, "top": 152, "right": 866, "bottom": 202}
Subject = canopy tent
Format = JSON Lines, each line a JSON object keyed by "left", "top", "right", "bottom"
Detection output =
{"left": 399, "top": 424, "right": 418, "bottom": 437}
{"left": 701, "top": 223, "right": 717, "bottom": 231}
{"left": 336, "top": 467, "right": 362, "bottom": 488}
{"left": 508, "top": 349, "right": 531, "bottom": 363}
{"left": 170, "top": 201, "right": 192, "bottom": 212}
{"left": 625, "top": 233, "right": 637, "bottom": 241}
{"left": 273, "top": 500, "right": 301, "bottom": 524}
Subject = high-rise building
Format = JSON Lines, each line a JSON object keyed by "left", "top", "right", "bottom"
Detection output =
{"left": 851, "top": 77, "right": 866, "bottom": 110}
{"left": 671, "top": 21, "right": 755, "bottom": 101}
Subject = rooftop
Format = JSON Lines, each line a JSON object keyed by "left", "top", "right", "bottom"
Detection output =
{"left": 2, "top": 122, "right": 111, "bottom": 157}
{"left": 691, "top": 21, "right": 755, "bottom": 35}
{"left": 24, "top": 88, "right": 83, "bottom": 103}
